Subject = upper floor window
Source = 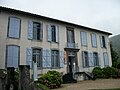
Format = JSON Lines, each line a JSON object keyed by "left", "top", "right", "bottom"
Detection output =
{"left": 91, "top": 33, "right": 97, "bottom": 48}
{"left": 8, "top": 17, "right": 20, "bottom": 38}
{"left": 81, "top": 32, "right": 87, "bottom": 46}
{"left": 28, "top": 21, "right": 43, "bottom": 40}
{"left": 47, "top": 24, "right": 59, "bottom": 43}
{"left": 100, "top": 36, "right": 106, "bottom": 48}
{"left": 6, "top": 45, "right": 19, "bottom": 68}
{"left": 67, "top": 28, "right": 74, "bottom": 43}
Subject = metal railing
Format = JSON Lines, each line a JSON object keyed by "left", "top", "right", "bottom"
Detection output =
{"left": 66, "top": 42, "right": 78, "bottom": 49}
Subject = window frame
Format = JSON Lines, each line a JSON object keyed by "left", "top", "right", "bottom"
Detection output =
{"left": 82, "top": 51, "right": 89, "bottom": 68}
{"left": 7, "top": 16, "right": 21, "bottom": 39}
{"left": 32, "top": 48, "right": 42, "bottom": 68}
{"left": 91, "top": 33, "right": 97, "bottom": 48}
{"left": 93, "top": 52, "right": 99, "bottom": 66}
{"left": 51, "top": 50, "right": 59, "bottom": 68}
{"left": 80, "top": 31, "right": 87, "bottom": 47}
{"left": 6, "top": 45, "right": 20, "bottom": 68}
{"left": 32, "top": 22, "right": 42, "bottom": 41}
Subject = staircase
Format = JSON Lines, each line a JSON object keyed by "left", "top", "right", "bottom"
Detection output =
{"left": 62, "top": 73, "right": 77, "bottom": 84}
{"left": 75, "top": 72, "right": 96, "bottom": 80}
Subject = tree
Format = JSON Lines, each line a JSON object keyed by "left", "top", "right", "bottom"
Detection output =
{"left": 110, "top": 42, "right": 119, "bottom": 67}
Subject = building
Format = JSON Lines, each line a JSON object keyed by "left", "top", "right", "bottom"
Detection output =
{"left": 0, "top": 6, "right": 112, "bottom": 80}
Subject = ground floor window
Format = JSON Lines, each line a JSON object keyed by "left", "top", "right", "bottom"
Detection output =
{"left": 82, "top": 51, "right": 89, "bottom": 67}
{"left": 33, "top": 48, "right": 42, "bottom": 68}
{"left": 93, "top": 52, "right": 99, "bottom": 66}
{"left": 6, "top": 45, "right": 19, "bottom": 68}
{"left": 51, "top": 50, "right": 59, "bottom": 68}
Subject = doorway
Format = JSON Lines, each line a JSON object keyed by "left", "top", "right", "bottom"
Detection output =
{"left": 68, "top": 56, "right": 76, "bottom": 73}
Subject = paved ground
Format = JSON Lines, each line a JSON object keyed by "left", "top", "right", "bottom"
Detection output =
{"left": 51, "top": 79, "right": 120, "bottom": 90}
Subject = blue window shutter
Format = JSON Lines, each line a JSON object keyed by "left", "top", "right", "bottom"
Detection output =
{"left": 26, "top": 48, "right": 32, "bottom": 68}
{"left": 100, "top": 36, "right": 103, "bottom": 47}
{"left": 13, "top": 46, "right": 19, "bottom": 68}
{"left": 81, "top": 32, "right": 87, "bottom": 46}
{"left": 89, "top": 52, "right": 94, "bottom": 67}
{"left": 46, "top": 49, "right": 51, "bottom": 68}
{"left": 56, "top": 26, "right": 59, "bottom": 43}
{"left": 98, "top": 53, "right": 100, "bottom": 66}
{"left": 59, "top": 51, "right": 64, "bottom": 67}
{"left": 7, "top": 46, "right": 14, "bottom": 67}
{"left": 91, "top": 34, "right": 97, "bottom": 47}
{"left": 8, "top": 17, "right": 20, "bottom": 38}
{"left": 28, "top": 20, "right": 33, "bottom": 39}
{"left": 47, "top": 24, "right": 51, "bottom": 41}
{"left": 103, "top": 52, "right": 109, "bottom": 66}
{"left": 7, "top": 46, "right": 19, "bottom": 68}
{"left": 42, "top": 48, "right": 47, "bottom": 68}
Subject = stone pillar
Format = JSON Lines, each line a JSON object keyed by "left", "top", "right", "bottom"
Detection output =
{"left": 19, "top": 65, "right": 32, "bottom": 90}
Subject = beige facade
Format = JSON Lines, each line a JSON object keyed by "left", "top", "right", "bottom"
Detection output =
{"left": 0, "top": 7, "right": 112, "bottom": 80}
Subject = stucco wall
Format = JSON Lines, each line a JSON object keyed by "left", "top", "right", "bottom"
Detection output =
{"left": 0, "top": 11, "right": 112, "bottom": 75}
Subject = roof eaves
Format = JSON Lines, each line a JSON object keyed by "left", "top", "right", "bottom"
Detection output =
{"left": 0, "top": 6, "right": 112, "bottom": 35}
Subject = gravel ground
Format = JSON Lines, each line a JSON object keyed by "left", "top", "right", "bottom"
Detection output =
{"left": 51, "top": 79, "right": 120, "bottom": 90}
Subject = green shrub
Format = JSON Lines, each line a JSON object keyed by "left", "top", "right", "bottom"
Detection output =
{"left": 117, "top": 62, "right": 120, "bottom": 69}
{"left": 38, "top": 70, "right": 62, "bottom": 89}
{"left": 92, "top": 67, "right": 118, "bottom": 79}
{"left": 102, "top": 67, "right": 112, "bottom": 78}
{"left": 92, "top": 67, "right": 103, "bottom": 78}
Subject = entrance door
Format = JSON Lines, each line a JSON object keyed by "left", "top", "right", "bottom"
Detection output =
{"left": 68, "top": 56, "right": 75, "bottom": 73}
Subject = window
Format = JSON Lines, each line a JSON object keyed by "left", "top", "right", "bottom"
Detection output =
{"left": 47, "top": 25, "right": 58, "bottom": 42}
{"left": 28, "top": 21, "right": 43, "bottom": 40}
{"left": 67, "top": 29, "right": 74, "bottom": 43}
{"left": 8, "top": 17, "right": 20, "bottom": 38}
{"left": 51, "top": 50, "right": 59, "bottom": 68}
{"left": 82, "top": 51, "right": 89, "bottom": 67}
{"left": 51, "top": 25, "right": 56, "bottom": 42}
{"left": 81, "top": 32, "right": 87, "bottom": 46}
{"left": 93, "top": 52, "right": 99, "bottom": 66}
{"left": 103, "top": 52, "right": 109, "bottom": 66}
{"left": 33, "top": 22, "right": 41, "bottom": 40}
{"left": 33, "top": 49, "right": 42, "bottom": 68}
{"left": 100, "top": 36, "right": 106, "bottom": 48}
{"left": 6, "top": 45, "right": 19, "bottom": 68}
{"left": 91, "top": 33, "right": 97, "bottom": 47}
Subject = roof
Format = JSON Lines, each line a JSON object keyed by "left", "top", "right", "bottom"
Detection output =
{"left": 0, "top": 6, "right": 112, "bottom": 35}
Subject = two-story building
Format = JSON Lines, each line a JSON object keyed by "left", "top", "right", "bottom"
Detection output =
{"left": 0, "top": 6, "right": 112, "bottom": 80}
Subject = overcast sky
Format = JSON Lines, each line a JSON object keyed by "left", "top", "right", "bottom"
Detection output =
{"left": 0, "top": 0, "right": 120, "bottom": 36}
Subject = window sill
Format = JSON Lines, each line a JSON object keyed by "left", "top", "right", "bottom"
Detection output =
{"left": 31, "top": 39, "right": 43, "bottom": 42}
{"left": 7, "top": 37, "right": 20, "bottom": 39}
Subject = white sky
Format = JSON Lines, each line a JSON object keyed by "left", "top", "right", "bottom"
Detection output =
{"left": 0, "top": 0, "right": 120, "bottom": 36}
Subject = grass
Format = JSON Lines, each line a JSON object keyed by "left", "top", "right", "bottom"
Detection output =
{"left": 91, "top": 88, "right": 120, "bottom": 90}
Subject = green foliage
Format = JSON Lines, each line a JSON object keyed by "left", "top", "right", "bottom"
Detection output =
{"left": 35, "top": 82, "right": 50, "bottom": 90}
{"left": 13, "top": 69, "right": 19, "bottom": 90}
{"left": 92, "top": 67, "right": 103, "bottom": 78}
{"left": 38, "top": 70, "right": 62, "bottom": 89}
{"left": 92, "top": 67, "right": 118, "bottom": 79}
{"left": 110, "top": 42, "right": 119, "bottom": 68}
{"left": 116, "top": 61, "right": 120, "bottom": 69}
